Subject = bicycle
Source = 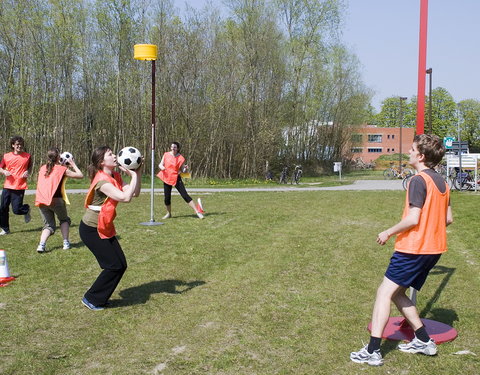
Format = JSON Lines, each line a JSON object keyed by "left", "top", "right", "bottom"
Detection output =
{"left": 452, "top": 169, "right": 478, "bottom": 191}
{"left": 279, "top": 166, "right": 289, "bottom": 184}
{"left": 384, "top": 163, "right": 415, "bottom": 180}
{"left": 291, "top": 165, "right": 302, "bottom": 184}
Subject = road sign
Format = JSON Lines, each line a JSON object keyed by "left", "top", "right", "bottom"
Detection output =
{"left": 444, "top": 137, "right": 455, "bottom": 149}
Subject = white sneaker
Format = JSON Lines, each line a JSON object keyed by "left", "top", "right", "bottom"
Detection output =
{"left": 63, "top": 240, "right": 71, "bottom": 250}
{"left": 162, "top": 212, "right": 171, "bottom": 219}
{"left": 350, "top": 345, "right": 383, "bottom": 366}
{"left": 398, "top": 337, "right": 437, "bottom": 355}
{"left": 0, "top": 228, "right": 10, "bottom": 235}
{"left": 36, "top": 244, "right": 46, "bottom": 253}
{"left": 196, "top": 212, "right": 204, "bottom": 219}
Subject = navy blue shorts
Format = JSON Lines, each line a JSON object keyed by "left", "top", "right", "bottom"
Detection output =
{"left": 385, "top": 252, "right": 441, "bottom": 290}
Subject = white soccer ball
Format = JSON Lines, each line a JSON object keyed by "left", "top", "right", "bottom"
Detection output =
{"left": 60, "top": 152, "right": 73, "bottom": 165}
{"left": 117, "top": 147, "right": 142, "bottom": 170}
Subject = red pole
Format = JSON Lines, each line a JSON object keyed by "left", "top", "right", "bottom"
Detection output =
{"left": 416, "top": 0, "right": 428, "bottom": 135}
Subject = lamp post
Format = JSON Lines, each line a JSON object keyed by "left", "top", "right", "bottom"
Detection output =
{"left": 134, "top": 44, "right": 163, "bottom": 226}
{"left": 399, "top": 97, "right": 408, "bottom": 171}
{"left": 426, "top": 68, "right": 432, "bottom": 134}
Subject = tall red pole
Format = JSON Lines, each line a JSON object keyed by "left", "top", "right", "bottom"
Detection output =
{"left": 416, "top": 0, "right": 428, "bottom": 135}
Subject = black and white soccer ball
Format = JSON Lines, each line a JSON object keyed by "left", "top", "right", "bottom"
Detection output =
{"left": 60, "top": 152, "right": 73, "bottom": 165}
{"left": 117, "top": 147, "right": 142, "bottom": 170}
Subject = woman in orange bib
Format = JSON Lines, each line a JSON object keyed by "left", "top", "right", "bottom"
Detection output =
{"left": 157, "top": 142, "right": 204, "bottom": 219}
{"left": 79, "top": 146, "right": 142, "bottom": 311}
{"left": 34, "top": 148, "right": 83, "bottom": 253}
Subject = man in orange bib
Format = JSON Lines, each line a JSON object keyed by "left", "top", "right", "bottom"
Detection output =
{"left": 0, "top": 136, "right": 32, "bottom": 235}
{"left": 351, "top": 134, "right": 453, "bottom": 366}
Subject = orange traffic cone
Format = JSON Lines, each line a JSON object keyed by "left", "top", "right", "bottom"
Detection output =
{"left": 0, "top": 249, "right": 15, "bottom": 287}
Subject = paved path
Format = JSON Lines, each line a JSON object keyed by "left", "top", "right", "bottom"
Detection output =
{"left": 24, "top": 179, "right": 404, "bottom": 195}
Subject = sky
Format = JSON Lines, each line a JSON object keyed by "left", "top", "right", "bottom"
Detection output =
{"left": 173, "top": 0, "right": 480, "bottom": 110}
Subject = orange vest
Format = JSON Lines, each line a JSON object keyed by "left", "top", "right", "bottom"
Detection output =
{"left": 156, "top": 152, "right": 185, "bottom": 186}
{"left": 84, "top": 171, "right": 123, "bottom": 239}
{"left": 35, "top": 164, "right": 68, "bottom": 206}
{"left": 394, "top": 171, "right": 449, "bottom": 255}
{"left": 2, "top": 152, "right": 31, "bottom": 190}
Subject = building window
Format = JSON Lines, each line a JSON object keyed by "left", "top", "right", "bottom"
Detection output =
{"left": 387, "top": 148, "right": 390, "bottom": 152}
{"left": 391, "top": 134, "right": 395, "bottom": 139}
{"left": 351, "top": 134, "right": 362, "bottom": 143}
{"left": 367, "top": 148, "right": 382, "bottom": 153}
{"left": 391, "top": 148, "right": 395, "bottom": 152}
{"left": 351, "top": 148, "right": 363, "bottom": 153}
{"left": 387, "top": 135, "right": 390, "bottom": 139}
{"left": 368, "top": 134, "right": 382, "bottom": 143}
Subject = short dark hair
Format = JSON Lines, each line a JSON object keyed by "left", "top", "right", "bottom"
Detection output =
{"left": 413, "top": 134, "right": 445, "bottom": 168}
{"left": 10, "top": 135, "right": 25, "bottom": 149}
{"left": 172, "top": 142, "right": 181, "bottom": 151}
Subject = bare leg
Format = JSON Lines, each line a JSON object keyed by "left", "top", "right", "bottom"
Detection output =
{"left": 60, "top": 222, "right": 69, "bottom": 241}
{"left": 370, "top": 277, "right": 403, "bottom": 338}
{"left": 163, "top": 205, "right": 172, "bottom": 219}
{"left": 188, "top": 200, "right": 198, "bottom": 213}
{"left": 392, "top": 289, "right": 423, "bottom": 330}
{"left": 40, "top": 228, "right": 52, "bottom": 244}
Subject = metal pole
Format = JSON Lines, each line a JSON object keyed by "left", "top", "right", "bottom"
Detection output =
{"left": 150, "top": 59, "right": 156, "bottom": 222}
{"left": 140, "top": 58, "right": 162, "bottom": 226}
{"left": 416, "top": 0, "right": 428, "bottom": 135}
{"left": 458, "top": 109, "right": 462, "bottom": 191}
{"left": 399, "top": 97, "right": 407, "bottom": 171}
{"left": 427, "top": 68, "right": 433, "bottom": 134}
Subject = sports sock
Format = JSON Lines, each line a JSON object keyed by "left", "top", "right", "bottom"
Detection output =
{"left": 414, "top": 326, "right": 431, "bottom": 342}
{"left": 367, "top": 336, "right": 382, "bottom": 353}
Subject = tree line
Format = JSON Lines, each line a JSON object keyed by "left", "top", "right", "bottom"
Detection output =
{"left": 0, "top": 0, "right": 370, "bottom": 178}
{"left": 368, "top": 88, "right": 480, "bottom": 152}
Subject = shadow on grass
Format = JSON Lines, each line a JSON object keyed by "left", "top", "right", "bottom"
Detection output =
{"left": 420, "top": 265, "right": 456, "bottom": 322}
{"left": 110, "top": 279, "right": 206, "bottom": 307}
{"left": 167, "top": 212, "right": 225, "bottom": 219}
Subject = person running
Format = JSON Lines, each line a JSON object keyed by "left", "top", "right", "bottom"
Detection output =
{"left": 34, "top": 148, "right": 84, "bottom": 253}
{"left": 79, "top": 146, "right": 142, "bottom": 311}
{"left": 0, "top": 136, "right": 32, "bottom": 235}
{"left": 350, "top": 134, "right": 453, "bottom": 366}
{"left": 157, "top": 142, "right": 204, "bottom": 219}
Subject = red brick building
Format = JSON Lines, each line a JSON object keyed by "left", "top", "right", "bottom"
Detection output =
{"left": 349, "top": 125, "right": 415, "bottom": 163}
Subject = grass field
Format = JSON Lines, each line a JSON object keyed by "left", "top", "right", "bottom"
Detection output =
{"left": 1, "top": 189, "right": 479, "bottom": 374}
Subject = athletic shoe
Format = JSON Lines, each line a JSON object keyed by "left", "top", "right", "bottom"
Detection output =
{"left": 36, "top": 244, "right": 46, "bottom": 253}
{"left": 24, "top": 208, "right": 31, "bottom": 223}
{"left": 196, "top": 212, "right": 204, "bottom": 219}
{"left": 397, "top": 337, "right": 437, "bottom": 355}
{"left": 196, "top": 198, "right": 205, "bottom": 213}
{"left": 81, "top": 297, "right": 104, "bottom": 311}
{"left": 0, "top": 229, "right": 10, "bottom": 235}
{"left": 63, "top": 240, "right": 71, "bottom": 250}
{"left": 350, "top": 345, "right": 383, "bottom": 366}
{"left": 162, "top": 212, "right": 171, "bottom": 219}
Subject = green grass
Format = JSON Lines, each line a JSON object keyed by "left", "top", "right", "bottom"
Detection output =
{"left": 1, "top": 190, "right": 479, "bottom": 374}
{"left": 17, "top": 171, "right": 385, "bottom": 191}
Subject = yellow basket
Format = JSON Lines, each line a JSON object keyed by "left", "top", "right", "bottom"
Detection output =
{"left": 134, "top": 44, "right": 157, "bottom": 61}
{"left": 180, "top": 172, "right": 191, "bottom": 179}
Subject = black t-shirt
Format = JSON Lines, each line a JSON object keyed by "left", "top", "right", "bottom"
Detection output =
{"left": 408, "top": 168, "right": 447, "bottom": 209}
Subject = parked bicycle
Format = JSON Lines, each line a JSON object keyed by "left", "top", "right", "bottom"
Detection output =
{"left": 383, "top": 163, "right": 415, "bottom": 180}
{"left": 291, "top": 165, "right": 302, "bottom": 184}
{"left": 452, "top": 168, "right": 479, "bottom": 191}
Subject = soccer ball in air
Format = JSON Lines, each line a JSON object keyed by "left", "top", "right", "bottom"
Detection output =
{"left": 117, "top": 147, "right": 142, "bottom": 170}
{"left": 60, "top": 152, "right": 73, "bottom": 165}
